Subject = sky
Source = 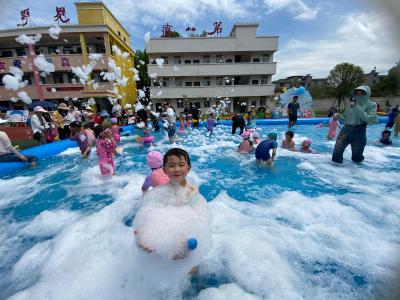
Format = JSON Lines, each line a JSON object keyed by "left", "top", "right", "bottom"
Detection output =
{"left": 0, "top": 0, "right": 399, "bottom": 80}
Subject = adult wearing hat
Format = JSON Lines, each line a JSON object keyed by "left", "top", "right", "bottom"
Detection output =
{"left": 31, "top": 106, "right": 49, "bottom": 144}
{"left": 0, "top": 118, "right": 37, "bottom": 165}
{"left": 52, "top": 103, "right": 70, "bottom": 140}
{"left": 332, "top": 85, "right": 378, "bottom": 163}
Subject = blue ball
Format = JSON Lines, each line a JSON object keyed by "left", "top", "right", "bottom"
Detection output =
{"left": 187, "top": 238, "right": 198, "bottom": 250}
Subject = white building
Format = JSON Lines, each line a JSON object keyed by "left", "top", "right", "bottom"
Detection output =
{"left": 147, "top": 23, "right": 278, "bottom": 114}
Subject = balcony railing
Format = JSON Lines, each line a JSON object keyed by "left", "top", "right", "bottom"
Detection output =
{"left": 150, "top": 84, "right": 275, "bottom": 99}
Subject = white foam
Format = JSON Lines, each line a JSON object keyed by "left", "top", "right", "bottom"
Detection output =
{"left": 198, "top": 283, "right": 260, "bottom": 300}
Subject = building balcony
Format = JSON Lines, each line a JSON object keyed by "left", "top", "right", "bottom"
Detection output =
{"left": 0, "top": 53, "right": 107, "bottom": 73}
{"left": 0, "top": 82, "right": 114, "bottom": 101}
{"left": 150, "top": 84, "right": 275, "bottom": 99}
{"left": 148, "top": 62, "right": 277, "bottom": 77}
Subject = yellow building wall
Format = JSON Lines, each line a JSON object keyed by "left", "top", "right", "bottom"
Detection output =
{"left": 75, "top": 2, "right": 137, "bottom": 107}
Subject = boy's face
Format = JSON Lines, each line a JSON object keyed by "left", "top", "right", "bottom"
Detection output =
{"left": 285, "top": 133, "right": 291, "bottom": 140}
{"left": 302, "top": 142, "right": 310, "bottom": 149}
{"left": 163, "top": 155, "right": 191, "bottom": 184}
{"left": 382, "top": 133, "right": 391, "bottom": 140}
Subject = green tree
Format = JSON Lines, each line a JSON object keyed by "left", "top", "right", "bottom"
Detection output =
{"left": 134, "top": 49, "right": 151, "bottom": 104}
{"left": 371, "top": 63, "right": 400, "bottom": 97}
{"left": 327, "top": 63, "right": 364, "bottom": 110}
{"left": 309, "top": 85, "right": 336, "bottom": 99}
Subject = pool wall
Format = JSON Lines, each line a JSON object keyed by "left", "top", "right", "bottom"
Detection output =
{"left": 0, "top": 117, "right": 389, "bottom": 175}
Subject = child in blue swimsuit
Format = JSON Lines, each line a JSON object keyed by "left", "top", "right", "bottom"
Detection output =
{"left": 255, "top": 132, "right": 278, "bottom": 166}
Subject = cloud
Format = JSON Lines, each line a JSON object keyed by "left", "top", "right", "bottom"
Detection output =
{"left": 263, "top": 0, "right": 318, "bottom": 20}
{"left": 273, "top": 11, "right": 400, "bottom": 79}
{"left": 105, "top": 0, "right": 253, "bottom": 27}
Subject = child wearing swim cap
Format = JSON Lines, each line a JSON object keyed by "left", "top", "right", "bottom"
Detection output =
{"left": 142, "top": 151, "right": 170, "bottom": 192}
{"left": 255, "top": 132, "right": 278, "bottom": 166}
{"left": 299, "top": 139, "right": 316, "bottom": 153}
{"left": 237, "top": 131, "right": 253, "bottom": 153}
{"left": 252, "top": 132, "right": 260, "bottom": 145}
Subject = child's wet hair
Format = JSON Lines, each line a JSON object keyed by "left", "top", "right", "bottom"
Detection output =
{"left": 69, "top": 121, "right": 81, "bottom": 129}
{"left": 285, "top": 130, "right": 294, "bottom": 138}
{"left": 163, "top": 148, "right": 191, "bottom": 166}
{"left": 93, "top": 125, "right": 104, "bottom": 138}
{"left": 382, "top": 129, "right": 391, "bottom": 136}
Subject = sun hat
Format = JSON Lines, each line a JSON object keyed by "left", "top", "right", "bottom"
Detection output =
{"left": 146, "top": 151, "right": 163, "bottom": 169}
{"left": 34, "top": 106, "right": 48, "bottom": 113}
{"left": 58, "top": 103, "right": 69, "bottom": 110}
{"left": 111, "top": 118, "right": 118, "bottom": 124}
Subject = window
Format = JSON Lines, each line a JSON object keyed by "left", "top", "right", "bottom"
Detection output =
{"left": 194, "top": 82, "right": 200, "bottom": 86}
{"left": 204, "top": 99, "right": 210, "bottom": 108}
{"left": 251, "top": 100, "right": 257, "bottom": 107}
{"left": 203, "top": 55, "right": 210, "bottom": 63}
{"left": 123, "top": 37, "right": 126, "bottom": 42}
{"left": 118, "top": 31, "right": 121, "bottom": 36}
{"left": 195, "top": 102, "right": 201, "bottom": 109}
{"left": 68, "top": 73, "right": 78, "bottom": 84}
{"left": 162, "top": 78, "right": 169, "bottom": 87}
{"left": 174, "top": 56, "right": 181, "bottom": 64}
{"left": 161, "top": 56, "right": 168, "bottom": 64}
{"left": 185, "top": 82, "right": 193, "bottom": 86}
{"left": 216, "top": 76, "right": 223, "bottom": 85}
{"left": 226, "top": 59, "right": 232, "bottom": 63}
{"left": 16, "top": 48, "right": 26, "bottom": 56}
{"left": 262, "top": 54, "right": 269, "bottom": 62}
{"left": 252, "top": 79, "right": 259, "bottom": 85}
{"left": 204, "top": 77, "right": 210, "bottom": 86}
{"left": 23, "top": 74, "right": 33, "bottom": 85}
{"left": 216, "top": 55, "right": 224, "bottom": 63}
{"left": 48, "top": 46, "right": 58, "bottom": 55}
{"left": 252, "top": 58, "right": 260, "bottom": 63}
{"left": 193, "top": 59, "right": 200, "bottom": 64}
{"left": 260, "top": 96, "right": 267, "bottom": 107}
{"left": 261, "top": 76, "right": 268, "bottom": 84}
{"left": 0, "top": 50, "right": 13, "bottom": 58}
{"left": 63, "top": 46, "right": 74, "bottom": 54}
{"left": 177, "top": 100, "right": 183, "bottom": 108}
{"left": 184, "top": 60, "right": 191, "bottom": 64}
{"left": 175, "top": 78, "right": 182, "bottom": 87}
{"left": 54, "top": 73, "right": 64, "bottom": 84}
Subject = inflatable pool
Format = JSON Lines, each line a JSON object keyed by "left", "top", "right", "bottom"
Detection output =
{"left": 0, "top": 118, "right": 389, "bottom": 176}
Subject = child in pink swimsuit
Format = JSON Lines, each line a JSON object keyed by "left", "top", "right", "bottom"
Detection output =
{"left": 94, "top": 125, "right": 116, "bottom": 176}
{"left": 141, "top": 151, "right": 170, "bottom": 192}
{"left": 237, "top": 131, "right": 253, "bottom": 153}
{"left": 327, "top": 113, "right": 341, "bottom": 140}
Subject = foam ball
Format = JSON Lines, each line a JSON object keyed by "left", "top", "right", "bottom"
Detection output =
{"left": 187, "top": 238, "right": 198, "bottom": 250}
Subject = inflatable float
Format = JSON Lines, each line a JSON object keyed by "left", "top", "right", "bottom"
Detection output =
{"left": 0, "top": 125, "right": 135, "bottom": 176}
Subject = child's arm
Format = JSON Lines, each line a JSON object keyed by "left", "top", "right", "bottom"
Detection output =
{"left": 271, "top": 148, "right": 277, "bottom": 161}
{"left": 141, "top": 174, "right": 152, "bottom": 192}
